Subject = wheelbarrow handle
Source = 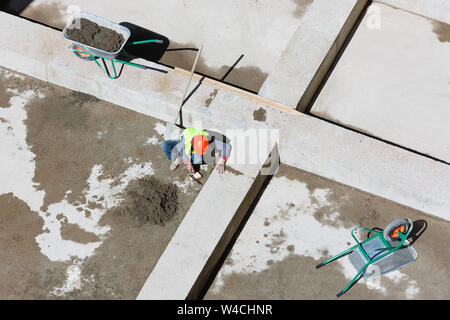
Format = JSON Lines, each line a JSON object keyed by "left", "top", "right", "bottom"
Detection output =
{"left": 129, "top": 39, "right": 164, "bottom": 45}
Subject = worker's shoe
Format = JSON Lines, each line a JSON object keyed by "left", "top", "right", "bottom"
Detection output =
{"left": 170, "top": 157, "right": 182, "bottom": 171}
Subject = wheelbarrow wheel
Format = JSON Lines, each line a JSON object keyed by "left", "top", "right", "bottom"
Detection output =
{"left": 383, "top": 218, "right": 411, "bottom": 243}
{"left": 72, "top": 45, "right": 93, "bottom": 61}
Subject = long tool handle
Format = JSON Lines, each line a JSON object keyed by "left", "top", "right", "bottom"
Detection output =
{"left": 174, "top": 45, "right": 203, "bottom": 124}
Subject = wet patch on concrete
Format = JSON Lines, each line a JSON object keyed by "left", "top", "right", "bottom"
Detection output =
{"left": 23, "top": 87, "right": 158, "bottom": 211}
{"left": 292, "top": 0, "right": 314, "bottom": 18}
{"left": 206, "top": 164, "right": 449, "bottom": 299}
{"left": 431, "top": 20, "right": 450, "bottom": 43}
{"left": 226, "top": 166, "right": 244, "bottom": 176}
{"left": 0, "top": 193, "right": 67, "bottom": 299}
{"left": 60, "top": 222, "right": 101, "bottom": 244}
{"left": 21, "top": 1, "right": 68, "bottom": 30}
{"left": 253, "top": 107, "right": 267, "bottom": 122}
{"left": 0, "top": 66, "right": 213, "bottom": 298}
{"left": 160, "top": 41, "right": 269, "bottom": 92}
{"left": 204, "top": 89, "right": 218, "bottom": 108}
{"left": 0, "top": 80, "right": 13, "bottom": 108}
{"left": 206, "top": 254, "right": 409, "bottom": 300}
{"left": 220, "top": 65, "right": 269, "bottom": 93}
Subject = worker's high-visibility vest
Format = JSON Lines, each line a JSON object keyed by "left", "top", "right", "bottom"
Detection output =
{"left": 180, "top": 128, "right": 209, "bottom": 156}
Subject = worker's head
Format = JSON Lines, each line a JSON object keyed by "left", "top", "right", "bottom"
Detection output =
{"left": 192, "top": 134, "right": 209, "bottom": 155}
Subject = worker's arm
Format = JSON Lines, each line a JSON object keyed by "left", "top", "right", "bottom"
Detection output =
{"left": 177, "top": 136, "right": 194, "bottom": 173}
{"left": 214, "top": 139, "right": 232, "bottom": 174}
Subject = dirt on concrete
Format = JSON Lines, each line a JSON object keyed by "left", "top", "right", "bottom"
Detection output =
{"left": 253, "top": 107, "right": 267, "bottom": 122}
{"left": 431, "top": 20, "right": 450, "bottom": 43}
{"left": 206, "top": 164, "right": 450, "bottom": 300}
{"left": 0, "top": 67, "right": 213, "bottom": 299}
{"left": 292, "top": 0, "right": 314, "bottom": 18}
{"left": 159, "top": 41, "right": 269, "bottom": 93}
{"left": 113, "top": 177, "right": 179, "bottom": 227}
{"left": 0, "top": 193, "right": 68, "bottom": 299}
{"left": 66, "top": 18, "right": 125, "bottom": 53}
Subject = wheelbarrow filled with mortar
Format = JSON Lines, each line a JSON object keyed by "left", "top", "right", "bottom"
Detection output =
{"left": 63, "top": 11, "right": 169, "bottom": 79}
{"left": 315, "top": 218, "right": 417, "bottom": 297}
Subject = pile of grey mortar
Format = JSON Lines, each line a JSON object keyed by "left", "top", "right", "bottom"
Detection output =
{"left": 66, "top": 18, "right": 125, "bottom": 53}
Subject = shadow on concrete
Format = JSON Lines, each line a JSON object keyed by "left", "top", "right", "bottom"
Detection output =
{"left": 409, "top": 219, "right": 427, "bottom": 246}
{"left": 0, "top": 0, "right": 34, "bottom": 14}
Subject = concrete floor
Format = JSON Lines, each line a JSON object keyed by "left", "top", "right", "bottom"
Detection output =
{"left": 1, "top": 1, "right": 449, "bottom": 301}
{"left": 205, "top": 164, "right": 450, "bottom": 300}
{"left": 19, "top": 0, "right": 318, "bottom": 92}
{"left": 0, "top": 67, "right": 212, "bottom": 299}
{"left": 311, "top": 3, "right": 450, "bottom": 162}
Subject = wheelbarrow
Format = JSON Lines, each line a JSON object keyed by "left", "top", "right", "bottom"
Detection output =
{"left": 62, "top": 11, "right": 169, "bottom": 79}
{"left": 315, "top": 218, "right": 417, "bottom": 297}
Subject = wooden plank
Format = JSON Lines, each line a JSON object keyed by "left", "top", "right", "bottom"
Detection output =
{"left": 173, "top": 67, "right": 302, "bottom": 116}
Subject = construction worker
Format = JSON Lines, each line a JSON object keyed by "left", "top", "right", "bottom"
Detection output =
{"left": 160, "top": 127, "right": 231, "bottom": 176}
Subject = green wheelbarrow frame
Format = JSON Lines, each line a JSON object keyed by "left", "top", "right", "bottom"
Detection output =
{"left": 63, "top": 11, "right": 168, "bottom": 79}
{"left": 315, "top": 218, "right": 414, "bottom": 297}
{"left": 71, "top": 39, "right": 168, "bottom": 79}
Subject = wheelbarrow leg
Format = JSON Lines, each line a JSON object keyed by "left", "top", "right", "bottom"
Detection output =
{"left": 337, "top": 261, "right": 370, "bottom": 298}
{"left": 315, "top": 244, "right": 358, "bottom": 269}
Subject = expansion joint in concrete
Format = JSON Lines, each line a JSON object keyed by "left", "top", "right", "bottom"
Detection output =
{"left": 298, "top": 0, "right": 371, "bottom": 113}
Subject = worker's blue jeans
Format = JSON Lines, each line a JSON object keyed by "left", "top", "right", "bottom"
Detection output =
{"left": 160, "top": 140, "right": 206, "bottom": 164}
{"left": 160, "top": 140, "right": 179, "bottom": 161}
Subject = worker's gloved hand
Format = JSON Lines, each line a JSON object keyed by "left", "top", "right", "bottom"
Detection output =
{"left": 216, "top": 157, "right": 226, "bottom": 174}
{"left": 216, "top": 163, "right": 225, "bottom": 174}
{"left": 185, "top": 160, "right": 194, "bottom": 174}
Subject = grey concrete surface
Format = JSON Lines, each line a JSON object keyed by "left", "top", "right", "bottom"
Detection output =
{"left": 259, "top": 0, "right": 367, "bottom": 109}
{"left": 1, "top": 11, "right": 449, "bottom": 221}
{"left": 311, "top": 3, "right": 450, "bottom": 163}
{"left": 205, "top": 164, "right": 450, "bottom": 299}
{"left": 18, "top": 0, "right": 328, "bottom": 92}
{"left": 376, "top": 0, "right": 450, "bottom": 24}
{"left": 0, "top": 66, "right": 212, "bottom": 298}
{"left": 137, "top": 145, "right": 275, "bottom": 300}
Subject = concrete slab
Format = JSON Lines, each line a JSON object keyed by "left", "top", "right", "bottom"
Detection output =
{"left": 259, "top": 0, "right": 367, "bottom": 109}
{"left": 18, "top": 0, "right": 322, "bottom": 92}
{"left": 137, "top": 145, "right": 277, "bottom": 300}
{"left": 205, "top": 164, "right": 450, "bottom": 299}
{"left": 1, "top": 12, "right": 449, "bottom": 221}
{"left": 311, "top": 3, "right": 450, "bottom": 163}
{"left": 0, "top": 66, "right": 212, "bottom": 298}
{"left": 375, "top": 0, "right": 450, "bottom": 24}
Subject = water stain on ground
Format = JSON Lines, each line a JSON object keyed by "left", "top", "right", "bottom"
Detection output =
{"left": 292, "top": 0, "right": 314, "bottom": 18}
{"left": 60, "top": 222, "right": 100, "bottom": 244}
{"left": 23, "top": 86, "right": 161, "bottom": 211}
{"left": 160, "top": 41, "right": 268, "bottom": 92}
{"left": 431, "top": 20, "right": 450, "bottom": 43}
{"left": 21, "top": 1, "right": 68, "bottom": 30}
{"left": 0, "top": 80, "right": 13, "bottom": 108}
{"left": 207, "top": 163, "right": 450, "bottom": 299}
{"left": 206, "top": 254, "right": 412, "bottom": 300}
{"left": 0, "top": 193, "right": 68, "bottom": 299}
{"left": 1, "top": 67, "right": 214, "bottom": 298}
{"left": 204, "top": 89, "right": 218, "bottom": 107}
{"left": 226, "top": 166, "right": 244, "bottom": 176}
{"left": 253, "top": 107, "right": 267, "bottom": 122}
